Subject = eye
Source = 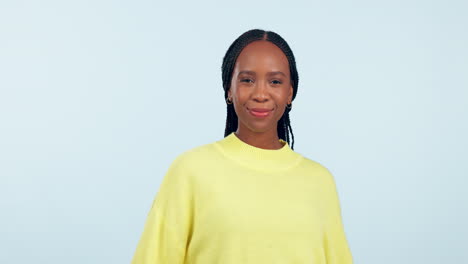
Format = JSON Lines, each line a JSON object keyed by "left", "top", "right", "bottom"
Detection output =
{"left": 271, "top": 80, "right": 282, "bottom": 85}
{"left": 241, "top": 78, "right": 254, "bottom": 83}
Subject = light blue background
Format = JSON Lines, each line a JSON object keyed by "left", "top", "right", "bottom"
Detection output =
{"left": 1, "top": 1, "right": 467, "bottom": 263}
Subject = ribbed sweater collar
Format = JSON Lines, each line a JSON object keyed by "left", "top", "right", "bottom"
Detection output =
{"left": 214, "top": 132, "right": 303, "bottom": 172}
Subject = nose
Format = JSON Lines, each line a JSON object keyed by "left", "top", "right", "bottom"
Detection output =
{"left": 252, "top": 80, "right": 269, "bottom": 102}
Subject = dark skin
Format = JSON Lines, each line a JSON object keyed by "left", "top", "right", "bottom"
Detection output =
{"left": 228, "top": 40, "right": 293, "bottom": 150}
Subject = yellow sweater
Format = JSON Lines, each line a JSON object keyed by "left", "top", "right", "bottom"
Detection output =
{"left": 131, "top": 132, "right": 353, "bottom": 264}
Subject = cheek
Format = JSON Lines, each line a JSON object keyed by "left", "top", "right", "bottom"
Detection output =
{"left": 234, "top": 87, "right": 249, "bottom": 103}
{"left": 272, "top": 89, "right": 289, "bottom": 104}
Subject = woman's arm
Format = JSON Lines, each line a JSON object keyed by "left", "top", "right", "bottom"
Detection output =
{"left": 322, "top": 168, "right": 354, "bottom": 264}
{"left": 131, "top": 156, "right": 193, "bottom": 264}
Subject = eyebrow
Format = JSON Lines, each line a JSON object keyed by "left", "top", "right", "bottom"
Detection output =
{"left": 237, "top": 70, "right": 287, "bottom": 77}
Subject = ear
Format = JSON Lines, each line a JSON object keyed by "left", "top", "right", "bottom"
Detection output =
{"left": 288, "top": 85, "right": 293, "bottom": 103}
{"left": 228, "top": 89, "right": 231, "bottom": 98}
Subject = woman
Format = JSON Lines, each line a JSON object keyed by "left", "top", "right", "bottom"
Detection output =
{"left": 131, "top": 29, "right": 353, "bottom": 263}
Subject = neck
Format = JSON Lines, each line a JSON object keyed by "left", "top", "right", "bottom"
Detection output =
{"left": 215, "top": 131, "right": 302, "bottom": 172}
{"left": 234, "top": 128, "right": 284, "bottom": 150}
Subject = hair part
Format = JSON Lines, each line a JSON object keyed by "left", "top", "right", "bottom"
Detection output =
{"left": 221, "top": 29, "right": 299, "bottom": 150}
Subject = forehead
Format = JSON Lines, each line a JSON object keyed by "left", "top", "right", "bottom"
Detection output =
{"left": 234, "top": 40, "right": 290, "bottom": 73}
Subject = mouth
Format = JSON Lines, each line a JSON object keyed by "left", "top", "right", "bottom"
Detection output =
{"left": 247, "top": 107, "right": 273, "bottom": 118}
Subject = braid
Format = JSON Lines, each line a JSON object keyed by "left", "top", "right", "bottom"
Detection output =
{"left": 286, "top": 111, "right": 295, "bottom": 150}
{"left": 221, "top": 29, "right": 299, "bottom": 150}
{"left": 224, "top": 103, "right": 238, "bottom": 138}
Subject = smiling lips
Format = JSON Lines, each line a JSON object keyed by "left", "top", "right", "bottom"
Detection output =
{"left": 248, "top": 107, "right": 273, "bottom": 118}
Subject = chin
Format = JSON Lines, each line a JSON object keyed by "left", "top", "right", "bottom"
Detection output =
{"left": 245, "top": 123, "right": 277, "bottom": 133}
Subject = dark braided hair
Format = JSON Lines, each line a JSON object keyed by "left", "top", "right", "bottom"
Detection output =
{"left": 221, "top": 29, "right": 299, "bottom": 150}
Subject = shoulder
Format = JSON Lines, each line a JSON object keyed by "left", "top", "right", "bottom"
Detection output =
{"left": 296, "top": 154, "right": 332, "bottom": 173}
{"left": 158, "top": 141, "right": 219, "bottom": 189}
{"left": 293, "top": 156, "right": 343, "bottom": 206}
{"left": 295, "top": 155, "right": 337, "bottom": 184}
{"left": 166, "top": 140, "right": 219, "bottom": 172}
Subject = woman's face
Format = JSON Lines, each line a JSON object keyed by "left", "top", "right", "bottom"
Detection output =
{"left": 228, "top": 40, "right": 293, "bottom": 134}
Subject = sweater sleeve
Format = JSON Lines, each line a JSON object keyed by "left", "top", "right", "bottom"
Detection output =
{"left": 322, "top": 168, "right": 354, "bottom": 264}
{"left": 131, "top": 156, "right": 193, "bottom": 264}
